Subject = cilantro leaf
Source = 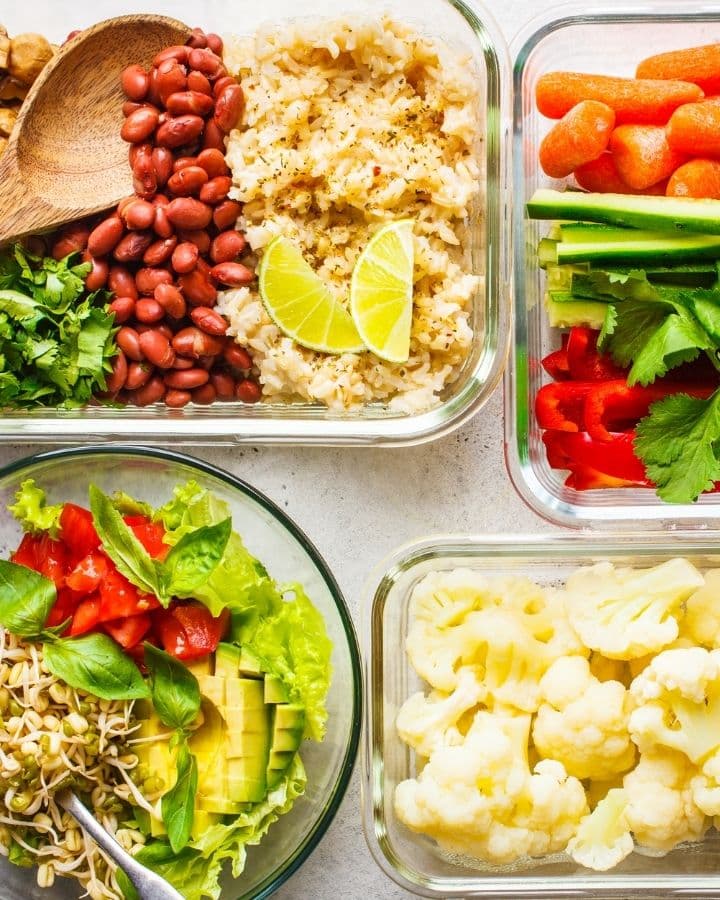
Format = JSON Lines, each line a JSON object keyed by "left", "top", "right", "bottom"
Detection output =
{"left": 635, "top": 389, "right": 720, "bottom": 504}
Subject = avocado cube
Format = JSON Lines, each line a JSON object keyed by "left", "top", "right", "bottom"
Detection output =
{"left": 196, "top": 795, "right": 246, "bottom": 816}
{"left": 191, "top": 809, "right": 221, "bottom": 841}
{"left": 266, "top": 749, "right": 297, "bottom": 789}
{"left": 238, "top": 647, "right": 264, "bottom": 678}
{"left": 225, "top": 677, "right": 265, "bottom": 709}
{"left": 227, "top": 756, "right": 267, "bottom": 803}
{"left": 214, "top": 643, "right": 241, "bottom": 677}
{"left": 264, "top": 674, "right": 289, "bottom": 704}
{"left": 185, "top": 655, "right": 213, "bottom": 678}
{"left": 196, "top": 674, "right": 226, "bottom": 710}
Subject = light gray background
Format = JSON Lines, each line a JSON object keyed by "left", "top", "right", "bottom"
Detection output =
{"left": 0, "top": 0, "right": 548, "bottom": 895}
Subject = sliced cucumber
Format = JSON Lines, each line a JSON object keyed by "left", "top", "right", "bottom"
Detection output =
{"left": 555, "top": 235, "right": 720, "bottom": 265}
{"left": 545, "top": 293, "right": 607, "bottom": 329}
{"left": 559, "top": 223, "right": 657, "bottom": 243}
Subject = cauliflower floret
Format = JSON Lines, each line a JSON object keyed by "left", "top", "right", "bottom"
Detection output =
{"left": 396, "top": 667, "right": 485, "bottom": 758}
{"left": 566, "top": 788, "right": 634, "bottom": 871}
{"left": 623, "top": 749, "right": 708, "bottom": 853}
{"left": 532, "top": 657, "right": 636, "bottom": 780}
{"left": 395, "top": 710, "right": 588, "bottom": 865}
{"left": 681, "top": 570, "right": 720, "bottom": 649}
{"left": 629, "top": 648, "right": 720, "bottom": 763}
{"left": 589, "top": 652, "right": 630, "bottom": 686}
{"left": 564, "top": 559, "right": 703, "bottom": 660}
{"left": 691, "top": 750, "right": 720, "bottom": 816}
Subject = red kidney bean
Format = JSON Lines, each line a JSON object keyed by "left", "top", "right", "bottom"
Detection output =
{"left": 166, "top": 90, "right": 215, "bottom": 117}
{"left": 236, "top": 378, "right": 261, "bottom": 402}
{"left": 197, "top": 354, "right": 216, "bottom": 371}
{"left": 153, "top": 193, "right": 170, "bottom": 207}
{"left": 153, "top": 205, "right": 173, "bottom": 239}
{"left": 139, "top": 330, "right": 175, "bottom": 368}
{"left": 109, "top": 265, "right": 139, "bottom": 300}
{"left": 188, "top": 48, "right": 225, "bottom": 78}
{"left": 88, "top": 217, "right": 124, "bottom": 257}
{"left": 121, "top": 64, "right": 149, "bottom": 101}
{"left": 132, "top": 149, "right": 157, "bottom": 199}
{"left": 136, "top": 267, "right": 173, "bottom": 295}
{"left": 151, "top": 147, "right": 174, "bottom": 187}
{"left": 82, "top": 254, "right": 109, "bottom": 290}
{"left": 154, "top": 283, "right": 186, "bottom": 319}
{"left": 117, "top": 326, "right": 144, "bottom": 361}
{"left": 120, "top": 106, "right": 159, "bottom": 143}
{"left": 135, "top": 298, "right": 165, "bottom": 323}
{"left": 167, "top": 166, "right": 209, "bottom": 197}
{"left": 171, "top": 241, "right": 199, "bottom": 273}
{"left": 128, "top": 141, "right": 152, "bottom": 168}
{"left": 114, "top": 231, "right": 153, "bottom": 263}
{"left": 190, "top": 306, "right": 227, "bottom": 336}
{"left": 196, "top": 148, "right": 229, "bottom": 178}
{"left": 166, "top": 198, "right": 213, "bottom": 230}
{"left": 137, "top": 322, "right": 173, "bottom": 341}
{"left": 210, "top": 371, "right": 235, "bottom": 399}
{"left": 224, "top": 344, "right": 253, "bottom": 371}
{"left": 122, "top": 100, "right": 145, "bottom": 117}
{"left": 192, "top": 383, "right": 217, "bottom": 404}
{"left": 157, "top": 60, "right": 189, "bottom": 104}
{"left": 187, "top": 70, "right": 212, "bottom": 95}
{"left": 187, "top": 27, "right": 208, "bottom": 49}
{"left": 172, "top": 356, "right": 195, "bottom": 370}
{"left": 202, "top": 119, "right": 225, "bottom": 150}
{"left": 52, "top": 223, "right": 91, "bottom": 259}
{"left": 199, "top": 176, "right": 231, "bottom": 205}
{"left": 165, "top": 389, "right": 192, "bottom": 407}
{"left": 143, "top": 236, "right": 177, "bottom": 266}
{"left": 173, "top": 156, "right": 196, "bottom": 173}
{"left": 164, "top": 368, "right": 209, "bottom": 389}
{"left": 212, "top": 76, "right": 234, "bottom": 98}
{"left": 178, "top": 268, "right": 217, "bottom": 306}
{"left": 214, "top": 84, "right": 244, "bottom": 132}
{"left": 211, "top": 261, "right": 254, "bottom": 286}
{"left": 213, "top": 200, "right": 242, "bottom": 230}
{"left": 121, "top": 198, "right": 155, "bottom": 230}
{"left": 132, "top": 375, "right": 166, "bottom": 406}
{"left": 153, "top": 45, "right": 190, "bottom": 68}
{"left": 64, "top": 29, "right": 82, "bottom": 43}
{"left": 109, "top": 296, "right": 136, "bottom": 323}
{"left": 206, "top": 33, "right": 223, "bottom": 56}
{"left": 176, "top": 229, "right": 210, "bottom": 255}
{"left": 196, "top": 256, "right": 212, "bottom": 278}
{"left": 210, "top": 230, "right": 246, "bottom": 263}
{"left": 124, "top": 361, "right": 153, "bottom": 390}
{"left": 156, "top": 115, "right": 204, "bottom": 149}
{"left": 106, "top": 352, "right": 128, "bottom": 394}
{"left": 172, "top": 326, "right": 225, "bottom": 358}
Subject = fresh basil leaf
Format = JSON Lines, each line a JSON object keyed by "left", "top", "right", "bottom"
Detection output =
{"left": 162, "top": 740, "right": 198, "bottom": 853}
{"left": 144, "top": 643, "right": 200, "bottom": 731}
{"left": 161, "top": 518, "right": 232, "bottom": 598}
{"left": 0, "top": 560, "right": 55, "bottom": 637}
{"left": 89, "top": 484, "right": 162, "bottom": 598}
{"left": 44, "top": 633, "right": 149, "bottom": 700}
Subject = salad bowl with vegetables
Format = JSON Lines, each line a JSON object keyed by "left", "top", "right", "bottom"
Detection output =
{"left": 0, "top": 446, "right": 360, "bottom": 900}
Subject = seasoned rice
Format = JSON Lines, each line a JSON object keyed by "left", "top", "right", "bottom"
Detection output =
{"left": 220, "top": 16, "right": 483, "bottom": 412}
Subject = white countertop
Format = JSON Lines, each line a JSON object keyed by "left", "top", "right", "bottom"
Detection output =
{"left": 0, "top": 0, "right": 549, "bottom": 896}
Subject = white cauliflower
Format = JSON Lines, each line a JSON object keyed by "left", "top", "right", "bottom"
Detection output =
{"left": 396, "top": 667, "right": 485, "bottom": 758}
{"left": 629, "top": 647, "right": 720, "bottom": 764}
{"left": 394, "top": 710, "right": 588, "bottom": 865}
{"left": 532, "top": 656, "right": 636, "bottom": 780}
{"left": 681, "top": 570, "right": 720, "bottom": 649}
{"left": 566, "top": 789, "right": 634, "bottom": 871}
{"left": 564, "top": 559, "right": 703, "bottom": 660}
{"left": 691, "top": 750, "right": 720, "bottom": 816}
{"left": 623, "top": 750, "right": 708, "bottom": 853}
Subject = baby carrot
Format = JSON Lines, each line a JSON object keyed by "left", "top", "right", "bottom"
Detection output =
{"left": 539, "top": 101, "right": 615, "bottom": 178}
{"left": 667, "top": 98, "right": 720, "bottom": 156}
{"left": 536, "top": 72, "right": 703, "bottom": 124}
{"left": 667, "top": 159, "right": 720, "bottom": 198}
{"left": 574, "top": 153, "right": 668, "bottom": 194}
{"left": 609, "top": 124, "right": 686, "bottom": 190}
{"left": 637, "top": 43, "right": 720, "bottom": 95}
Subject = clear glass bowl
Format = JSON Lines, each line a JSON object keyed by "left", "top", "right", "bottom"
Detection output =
{"left": 0, "top": 446, "right": 361, "bottom": 900}
{"left": 361, "top": 532, "right": 720, "bottom": 897}
{"left": 505, "top": 1, "right": 720, "bottom": 527}
{"left": 0, "top": 0, "right": 510, "bottom": 447}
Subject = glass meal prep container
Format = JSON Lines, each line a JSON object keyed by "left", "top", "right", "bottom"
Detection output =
{"left": 361, "top": 532, "right": 720, "bottom": 898}
{"left": 505, "top": 2, "right": 720, "bottom": 526}
{"left": 0, "top": 0, "right": 510, "bottom": 447}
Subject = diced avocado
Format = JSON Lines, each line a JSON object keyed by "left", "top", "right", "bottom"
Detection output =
{"left": 226, "top": 677, "right": 265, "bottom": 710}
{"left": 214, "top": 642, "right": 241, "bottom": 676}
{"left": 267, "top": 749, "right": 296, "bottom": 785}
{"left": 528, "top": 188, "right": 720, "bottom": 237}
{"left": 134, "top": 702, "right": 175, "bottom": 837}
{"left": 196, "top": 795, "right": 247, "bottom": 816}
{"left": 266, "top": 703, "right": 305, "bottom": 788}
{"left": 545, "top": 293, "right": 607, "bottom": 329}
{"left": 196, "top": 674, "right": 226, "bottom": 710}
{"left": 264, "top": 674, "right": 289, "bottom": 704}
{"left": 190, "top": 699, "right": 228, "bottom": 811}
{"left": 227, "top": 755, "right": 267, "bottom": 803}
{"left": 238, "top": 647, "right": 264, "bottom": 678}
{"left": 185, "top": 656, "right": 213, "bottom": 678}
{"left": 191, "top": 809, "right": 221, "bottom": 841}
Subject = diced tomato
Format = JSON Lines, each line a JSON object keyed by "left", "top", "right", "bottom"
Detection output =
{"left": 65, "top": 551, "right": 109, "bottom": 595}
{"left": 98, "top": 568, "right": 159, "bottom": 623}
{"left": 123, "top": 516, "right": 168, "bottom": 560}
{"left": 156, "top": 603, "right": 229, "bottom": 660}
{"left": 36, "top": 534, "right": 69, "bottom": 588}
{"left": 46, "top": 587, "right": 81, "bottom": 631}
{"left": 70, "top": 595, "right": 102, "bottom": 636}
{"left": 60, "top": 504, "right": 100, "bottom": 560}
{"left": 11, "top": 533, "right": 41, "bottom": 570}
{"left": 104, "top": 614, "right": 152, "bottom": 649}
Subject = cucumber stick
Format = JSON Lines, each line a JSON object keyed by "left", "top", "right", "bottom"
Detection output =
{"left": 556, "top": 235, "right": 720, "bottom": 265}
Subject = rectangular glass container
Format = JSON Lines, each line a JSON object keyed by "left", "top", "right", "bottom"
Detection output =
{"left": 505, "top": 3, "right": 720, "bottom": 525}
{"left": 1, "top": 0, "right": 510, "bottom": 446}
{"left": 362, "top": 532, "right": 720, "bottom": 897}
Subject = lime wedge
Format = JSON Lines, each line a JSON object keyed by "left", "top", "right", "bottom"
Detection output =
{"left": 350, "top": 219, "right": 414, "bottom": 363}
{"left": 258, "top": 236, "right": 365, "bottom": 355}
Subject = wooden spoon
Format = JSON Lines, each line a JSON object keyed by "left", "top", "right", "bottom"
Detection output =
{"left": 0, "top": 15, "right": 190, "bottom": 246}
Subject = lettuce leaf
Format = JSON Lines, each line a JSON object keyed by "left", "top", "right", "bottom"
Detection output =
{"left": 8, "top": 478, "right": 63, "bottom": 537}
{"left": 116, "top": 842, "right": 223, "bottom": 900}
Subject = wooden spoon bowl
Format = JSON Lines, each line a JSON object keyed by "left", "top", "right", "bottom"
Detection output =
{"left": 0, "top": 15, "right": 190, "bottom": 245}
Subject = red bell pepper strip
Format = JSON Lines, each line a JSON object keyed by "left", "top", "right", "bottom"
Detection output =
{"left": 565, "top": 463, "right": 646, "bottom": 490}
{"left": 566, "top": 327, "right": 627, "bottom": 381}
{"left": 536, "top": 381, "right": 595, "bottom": 431}
{"left": 584, "top": 380, "right": 716, "bottom": 441}
{"left": 542, "top": 347, "right": 571, "bottom": 381}
{"left": 543, "top": 430, "right": 649, "bottom": 483}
